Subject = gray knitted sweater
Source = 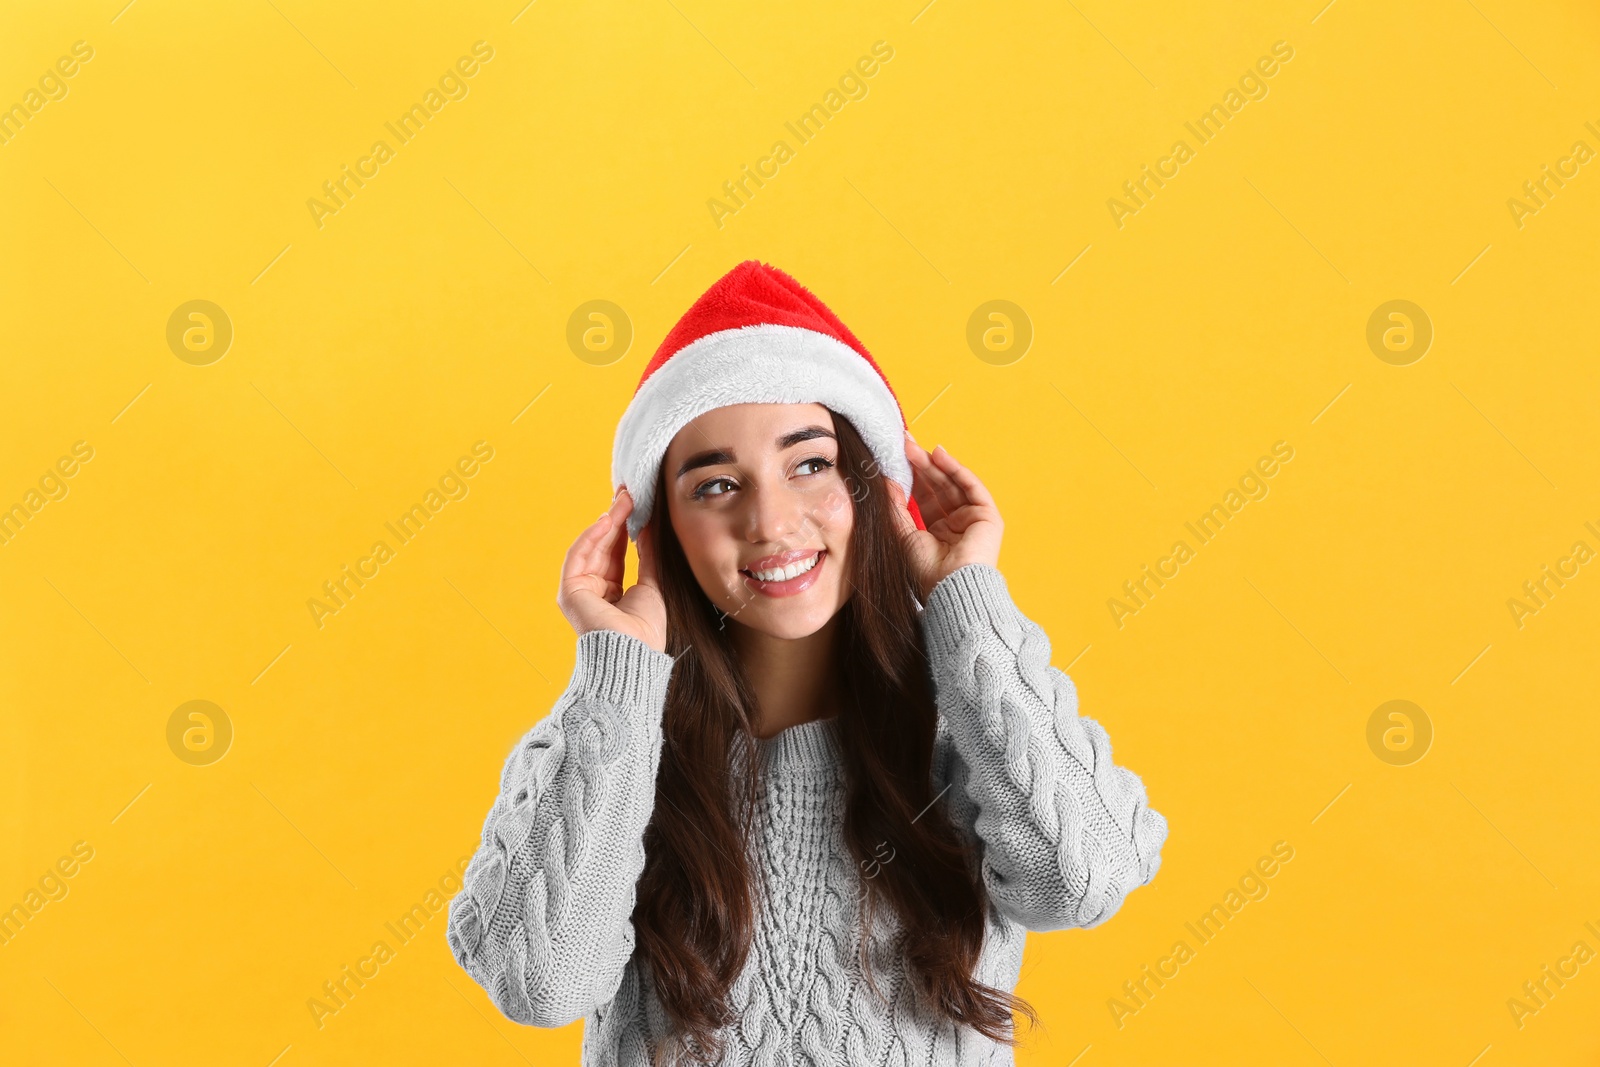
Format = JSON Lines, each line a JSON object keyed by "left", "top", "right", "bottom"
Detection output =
{"left": 446, "top": 564, "right": 1167, "bottom": 1065}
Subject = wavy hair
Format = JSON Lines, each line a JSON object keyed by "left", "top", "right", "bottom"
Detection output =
{"left": 630, "top": 411, "right": 1037, "bottom": 1063}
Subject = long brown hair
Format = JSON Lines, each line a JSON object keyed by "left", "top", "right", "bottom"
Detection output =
{"left": 632, "top": 412, "right": 1037, "bottom": 1063}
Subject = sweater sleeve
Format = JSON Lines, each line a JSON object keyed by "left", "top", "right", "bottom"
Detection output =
{"left": 446, "top": 628, "right": 674, "bottom": 1027}
{"left": 921, "top": 564, "right": 1167, "bottom": 932}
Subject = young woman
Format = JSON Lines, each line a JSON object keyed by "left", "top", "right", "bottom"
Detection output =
{"left": 447, "top": 261, "right": 1167, "bottom": 1066}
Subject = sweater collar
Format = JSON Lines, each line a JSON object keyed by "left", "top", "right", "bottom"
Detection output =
{"left": 752, "top": 714, "right": 840, "bottom": 775}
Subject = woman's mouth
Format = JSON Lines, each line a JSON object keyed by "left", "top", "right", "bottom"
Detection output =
{"left": 740, "top": 549, "right": 825, "bottom": 597}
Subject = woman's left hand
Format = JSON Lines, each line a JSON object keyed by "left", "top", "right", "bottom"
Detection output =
{"left": 889, "top": 435, "right": 1004, "bottom": 600}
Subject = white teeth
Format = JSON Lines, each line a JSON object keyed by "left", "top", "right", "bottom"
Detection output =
{"left": 751, "top": 553, "right": 819, "bottom": 582}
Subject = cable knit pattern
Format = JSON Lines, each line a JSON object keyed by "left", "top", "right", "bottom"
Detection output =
{"left": 447, "top": 628, "right": 674, "bottom": 1028}
{"left": 447, "top": 565, "right": 1167, "bottom": 1064}
{"left": 921, "top": 565, "right": 1167, "bottom": 932}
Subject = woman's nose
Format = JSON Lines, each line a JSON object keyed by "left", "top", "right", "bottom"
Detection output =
{"left": 743, "top": 484, "right": 805, "bottom": 545}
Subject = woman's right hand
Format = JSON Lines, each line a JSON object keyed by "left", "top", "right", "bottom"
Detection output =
{"left": 558, "top": 488, "right": 668, "bottom": 653}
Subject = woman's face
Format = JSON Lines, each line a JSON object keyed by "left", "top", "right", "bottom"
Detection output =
{"left": 662, "top": 402, "right": 855, "bottom": 641}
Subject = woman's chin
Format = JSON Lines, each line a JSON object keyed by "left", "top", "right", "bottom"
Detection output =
{"left": 729, "top": 587, "right": 848, "bottom": 641}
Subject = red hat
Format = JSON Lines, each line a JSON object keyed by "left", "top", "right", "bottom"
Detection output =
{"left": 612, "top": 260, "right": 923, "bottom": 538}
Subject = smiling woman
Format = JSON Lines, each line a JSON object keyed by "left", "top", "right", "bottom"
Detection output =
{"left": 660, "top": 405, "right": 857, "bottom": 641}
{"left": 447, "top": 261, "right": 1167, "bottom": 1066}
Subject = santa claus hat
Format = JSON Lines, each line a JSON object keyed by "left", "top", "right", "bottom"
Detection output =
{"left": 612, "top": 259, "right": 923, "bottom": 539}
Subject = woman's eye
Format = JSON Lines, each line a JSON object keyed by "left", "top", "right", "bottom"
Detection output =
{"left": 795, "top": 457, "right": 835, "bottom": 477}
{"left": 693, "top": 477, "right": 736, "bottom": 499}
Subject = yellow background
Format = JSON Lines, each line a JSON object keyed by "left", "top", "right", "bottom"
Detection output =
{"left": 3, "top": 0, "right": 1598, "bottom": 1064}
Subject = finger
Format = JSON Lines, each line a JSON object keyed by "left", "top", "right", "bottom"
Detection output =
{"left": 600, "top": 491, "right": 634, "bottom": 588}
{"left": 634, "top": 521, "right": 661, "bottom": 590}
{"left": 903, "top": 431, "right": 931, "bottom": 468}
{"left": 905, "top": 439, "right": 956, "bottom": 520}
{"left": 611, "top": 486, "right": 634, "bottom": 525}
{"left": 926, "top": 450, "right": 978, "bottom": 515}
{"left": 930, "top": 446, "right": 997, "bottom": 509}
{"left": 910, "top": 446, "right": 965, "bottom": 520}
{"left": 885, "top": 480, "right": 918, "bottom": 539}
{"left": 603, "top": 512, "right": 629, "bottom": 590}
{"left": 562, "top": 509, "right": 615, "bottom": 584}
{"left": 939, "top": 504, "right": 1000, "bottom": 535}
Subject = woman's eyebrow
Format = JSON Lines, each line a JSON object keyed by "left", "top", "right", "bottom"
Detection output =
{"left": 676, "top": 448, "right": 736, "bottom": 477}
{"left": 777, "top": 426, "right": 836, "bottom": 449}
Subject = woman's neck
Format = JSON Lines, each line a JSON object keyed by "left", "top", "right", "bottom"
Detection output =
{"left": 731, "top": 613, "right": 844, "bottom": 739}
